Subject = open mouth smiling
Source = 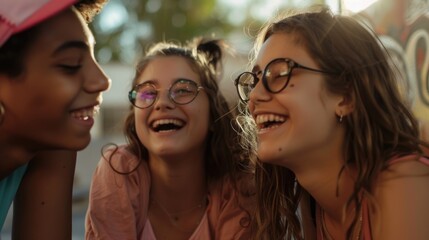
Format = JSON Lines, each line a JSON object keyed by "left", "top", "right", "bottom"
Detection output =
{"left": 255, "top": 114, "right": 286, "bottom": 130}
{"left": 151, "top": 119, "right": 185, "bottom": 132}
{"left": 70, "top": 106, "right": 99, "bottom": 121}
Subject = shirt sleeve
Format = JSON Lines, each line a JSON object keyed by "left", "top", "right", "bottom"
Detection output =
{"left": 85, "top": 146, "right": 150, "bottom": 240}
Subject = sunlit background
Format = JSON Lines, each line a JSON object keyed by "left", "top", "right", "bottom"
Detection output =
{"left": 92, "top": 0, "right": 379, "bottom": 64}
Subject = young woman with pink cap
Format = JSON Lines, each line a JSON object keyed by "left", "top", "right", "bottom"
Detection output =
{"left": 0, "top": 0, "right": 110, "bottom": 238}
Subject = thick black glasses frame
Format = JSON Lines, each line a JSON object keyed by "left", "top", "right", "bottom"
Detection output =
{"left": 128, "top": 79, "right": 204, "bottom": 109}
{"left": 234, "top": 58, "right": 332, "bottom": 102}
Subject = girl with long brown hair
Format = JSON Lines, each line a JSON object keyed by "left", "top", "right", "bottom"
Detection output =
{"left": 236, "top": 6, "right": 429, "bottom": 240}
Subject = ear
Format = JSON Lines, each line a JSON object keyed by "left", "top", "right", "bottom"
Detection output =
{"left": 335, "top": 93, "right": 354, "bottom": 118}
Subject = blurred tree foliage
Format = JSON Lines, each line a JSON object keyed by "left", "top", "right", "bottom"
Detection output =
{"left": 91, "top": 0, "right": 329, "bottom": 64}
{"left": 92, "top": 0, "right": 238, "bottom": 63}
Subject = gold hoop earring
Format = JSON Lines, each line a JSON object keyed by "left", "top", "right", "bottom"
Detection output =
{"left": 0, "top": 102, "right": 5, "bottom": 125}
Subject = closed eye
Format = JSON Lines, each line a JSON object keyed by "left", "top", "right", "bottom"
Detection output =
{"left": 138, "top": 91, "right": 157, "bottom": 99}
{"left": 173, "top": 88, "right": 194, "bottom": 95}
{"left": 58, "top": 64, "right": 81, "bottom": 73}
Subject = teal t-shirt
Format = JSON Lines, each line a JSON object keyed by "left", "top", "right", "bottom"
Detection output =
{"left": 0, "top": 164, "right": 28, "bottom": 231}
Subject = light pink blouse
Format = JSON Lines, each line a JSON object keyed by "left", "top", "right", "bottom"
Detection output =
{"left": 142, "top": 213, "right": 208, "bottom": 239}
{"left": 85, "top": 145, "right": 254, "bottom": 240}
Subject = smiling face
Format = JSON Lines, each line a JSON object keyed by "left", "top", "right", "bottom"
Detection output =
{"left": 0, "top": 8, "right": 110, "bottom": 151}
{"left": 134, "top": 56, "right": 210, "bottom": 160}
{"left": 248, "top": 33, "right": 345, "bottom": 168}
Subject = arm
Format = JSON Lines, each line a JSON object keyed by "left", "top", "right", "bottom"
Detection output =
{"left": 374, "top": 157, "right": 429, "bottom": 240}
{"left": 12, "top": 150, "right": 76, "bottom": 240}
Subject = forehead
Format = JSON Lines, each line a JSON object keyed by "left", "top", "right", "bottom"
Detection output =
{"left": 28, "top": 8, "right": 94, "bottom": 54}
{"left": 254, "top": 33, "right": 312, "bottom": 70}
{"left": 137, "top": 56, "right": 200, "bottom": 85}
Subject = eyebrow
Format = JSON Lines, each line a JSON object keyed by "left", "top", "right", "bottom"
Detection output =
{"left": 139, "top": 78, "right": 197, "bottom": 85}
{"left": 52, "top": 41, "right": 90, "bottom": 56}
{"left": 139, "top": 80, "right": 156, "bottom": 85}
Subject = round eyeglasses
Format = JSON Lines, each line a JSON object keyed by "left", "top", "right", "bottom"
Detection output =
{"left": 234, "top": 58, "right": 333, "bottom": 102}
{"left": 128, "top": 79, "right": 204, "bottom": 109}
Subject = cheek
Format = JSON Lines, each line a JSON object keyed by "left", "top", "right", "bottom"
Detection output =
{"left": 134, "top": 109, "right": 149, "bottom": 121}
{"left": 189, "top": 102, "right": 210, "bottom": 133}
{"left": 291, "top": 100, "right": 336, "bottom": 139}
{"left": 134, "top": 110, "right": 149, "bottom": 137}
{"left": 282, "top": 92, "right": 325, "bottom": 126}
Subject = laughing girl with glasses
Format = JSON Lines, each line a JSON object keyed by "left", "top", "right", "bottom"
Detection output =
{"left": 86, "top": 38, "right": 255, "bottom": 239}
{"left": 236, "top": 6, "right": 429, "bottom": 240}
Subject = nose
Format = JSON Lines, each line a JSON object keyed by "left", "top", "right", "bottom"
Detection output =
{"left": 153, "top": 89, "right": 175, "bottom": 110}
{"left": 83, "top": 60, "right": 111, "bottom": 93}
{"left": 249, "top": 79, "right": 271, "bottom": 104}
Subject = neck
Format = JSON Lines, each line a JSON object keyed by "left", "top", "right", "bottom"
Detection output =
{"left": 319, "top": 190, "right": 363, "bottom": 240}
{"left": 293, "top": 150, "right": 356, "bottom": 222}
{"left": 148, "top": 154, "right": 207, "bottom": 212}
{"left": 147, "top": 154, "right": 208, "bottom": 238}
{"left": 0, "top": 139, "right": 35, "bottom": 180}
{"left": 297, "top": 159, "right": 358, "bottom": 240}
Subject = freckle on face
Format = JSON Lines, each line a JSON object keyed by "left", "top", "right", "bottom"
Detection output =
{"left": 278, "top": 148, "right": 282, "bottom": 152}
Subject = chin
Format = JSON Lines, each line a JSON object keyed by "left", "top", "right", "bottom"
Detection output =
{"left": 256, "top": 147, "right": 289, "bottom": 166}
{"left": 63, "top": 136, "right": 92, "bottom": 151}
{"left": 155, "top": 148, "right": 180, "bottom": 158}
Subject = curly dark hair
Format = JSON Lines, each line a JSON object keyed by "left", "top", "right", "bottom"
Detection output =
{"left": 0, "top": 0, "right": 108, "bottom": 77}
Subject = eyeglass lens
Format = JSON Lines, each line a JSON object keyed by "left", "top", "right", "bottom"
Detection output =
{"left": 236, "top": 59, "right": 291, "bottom": 101}
{"left": 130, "top": 79, "right": 201, "bottom": 108}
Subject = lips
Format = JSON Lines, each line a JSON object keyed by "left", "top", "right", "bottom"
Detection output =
{"left": 150, "top": 118, "right": 185, "bottom": 132}
{"left": 70, "top": 105, "right": 100, "bottom": 121}
{"left": 254, "top": 113, "right": 286, "bottom": 130}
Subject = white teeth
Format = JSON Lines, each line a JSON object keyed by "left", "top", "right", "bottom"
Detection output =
{"left": 71, "top": 106, "right": 99, "bottom": 120}
{"left": 152, "top": 119, "right": 184, "bottom": 128}
{"left": 255, "top": 114, "right": 286, "bottom": 124}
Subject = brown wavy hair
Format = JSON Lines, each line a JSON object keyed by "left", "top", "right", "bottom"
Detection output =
{"left": 237, "top": 6, "right": 429, "bottom": 240}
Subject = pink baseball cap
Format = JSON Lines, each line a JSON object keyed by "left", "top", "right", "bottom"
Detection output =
{"left": 0, "top": 0, "right": 77, "bottom": 46}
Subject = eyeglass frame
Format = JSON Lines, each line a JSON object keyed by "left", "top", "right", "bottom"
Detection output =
{"left": 234, "top": 58, "right": 334, "bottom": 102}
{"left": 128, "top": 78, "right": 204, "bottom": 109}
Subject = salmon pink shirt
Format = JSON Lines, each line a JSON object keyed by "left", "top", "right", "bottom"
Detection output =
{"left": 85, "top": 145, "right": 253, "bottom": 240}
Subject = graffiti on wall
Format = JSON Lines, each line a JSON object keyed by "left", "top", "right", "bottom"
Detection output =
{"left": 359, "top": 0, "right": 429, "bottom": 122}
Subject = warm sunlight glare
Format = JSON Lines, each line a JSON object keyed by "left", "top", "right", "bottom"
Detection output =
{"left": 343, "top": 0, "right": 379, "bottom": 13}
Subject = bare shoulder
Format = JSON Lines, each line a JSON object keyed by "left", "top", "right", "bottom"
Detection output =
{"left": 378, "top": 155, "right": 429, "bottom": 181}
{"left": 374, "top": 155, "right": 429, "bottom": 194}
{"left": 371, "top": 155, "right": 429, "bottom": 239}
